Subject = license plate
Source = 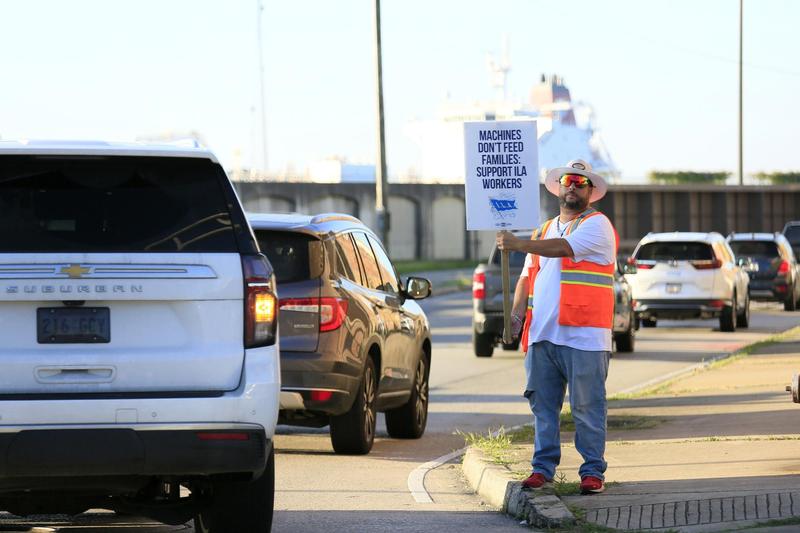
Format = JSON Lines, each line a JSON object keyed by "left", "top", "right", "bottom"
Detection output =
{"left": 37, "top": 307, "right": 110, "bottom": 344}
{"left": 666, "top": 283, "right": 682, "bottom": 294}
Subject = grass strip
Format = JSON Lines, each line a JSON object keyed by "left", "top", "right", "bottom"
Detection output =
{"left": 394, "top": 259, "right": 479, "bottom": 275}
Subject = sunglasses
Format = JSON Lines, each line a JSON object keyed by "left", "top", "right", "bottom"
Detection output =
{"left": 559, "top": 174, "right": 593, "bottom": 188}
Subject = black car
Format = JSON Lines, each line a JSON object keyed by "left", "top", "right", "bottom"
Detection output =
{"left": 248, "top": 213, "right": 432, "bottom": 455}
{"left": 472, "top": 239, "right": 636, "bottom": 356}
{"left": 782, "top": 221, "right": 800, "bottom": 260}
{"left": 728, "top": 232, "right": 800, "bottom": 311}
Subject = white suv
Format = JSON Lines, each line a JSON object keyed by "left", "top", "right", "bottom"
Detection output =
{"left": 625, "top": 232, "right": 750, "bottom": 332}
{"left": 0, "top": 141, "right": 279, "bottom": 532}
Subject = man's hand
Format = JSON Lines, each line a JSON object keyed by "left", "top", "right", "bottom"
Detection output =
{"left": 509, "top": 313, "right": 524, "bottom": 339}
{"left": 496, "top": 230, "right": 521, "bottom": 252}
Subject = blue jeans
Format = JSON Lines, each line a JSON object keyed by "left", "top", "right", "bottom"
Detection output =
{"left": 524, "top": 341, "right": 610, "bottom": 480}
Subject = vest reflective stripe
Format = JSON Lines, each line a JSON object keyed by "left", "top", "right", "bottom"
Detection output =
{"left": 520, "top": 210, "right": 618, "bottom": 350}
{"left": 519, "top": 219, "right": 553, "bottom": 350}
{"left": 560, "top": 271, "right": 614, "bottom": 287}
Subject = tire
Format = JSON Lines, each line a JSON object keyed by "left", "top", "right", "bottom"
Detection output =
{"left": 330, "top": 357, "right": 377, "bottom": 454}
{"left": 473, "top": 329, "right": 494, "bottom": 357}
{"left": 614, "top": 310, "right": 635, "bottom": 353}
{"left": 720, "top": 293, "right": 737, "bottom": 332}
{"left": 194, "top": 447, "right": 275, "bottom": 533}
{"left": 385, "top": 352, "right": 430, "bottom": 439}
{"left": 785, "top": 284, "right": 797, "bottom": 311}
{"left": 641, "top": 318, "right": 657, "bottom": 328}
{"left": 736, "top": 293, "right": 750, "bottom": 328}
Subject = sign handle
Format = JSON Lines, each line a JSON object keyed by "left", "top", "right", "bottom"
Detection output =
{"left": 501, "top": 249, "right": 512, "bottom": 344}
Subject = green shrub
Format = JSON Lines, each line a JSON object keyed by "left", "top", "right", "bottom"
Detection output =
{"left": 648, "top": 171, "right": 730, "bottom": 184}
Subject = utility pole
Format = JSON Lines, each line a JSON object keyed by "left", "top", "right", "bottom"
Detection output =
{"left": 738, "top": 0, "right": 744, "bottom": 185}
{"left": 257, "top": 0, "right": 269, "bottom": 176}
{"left": 372, "top": 0, "right": 390, "bottom": 250}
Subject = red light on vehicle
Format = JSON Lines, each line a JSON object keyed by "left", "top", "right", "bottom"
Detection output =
{"left": 710, "top": 300, "right": 726, "bottom": 309}
{"left": 319, "top": 298, "right": 348, "bottom": 332}
{"left": 279, "top": 297, "right": 348, "bottom": 332}
{"left": 242, "top": 255, "right": 278, "bottom": 348}
{"left": 776, "top": 285, "right": 788, "bottom": 293}
{"left": 778, "top": 260, "right": 790, "bottom": 275}
{"left": 635, "top": 261, "right": 654, "bottom": 270}
{"left": 196, "top": 432, "right": 250, "bottom": 441}
{"left": 310, "top": 390, "right": 334, "bottom": 402}
{"left": 472, "top": 272, "right": 486, "bottom": 299}
{"left": 691, "top": 259, "right": 722, "bottom": 270}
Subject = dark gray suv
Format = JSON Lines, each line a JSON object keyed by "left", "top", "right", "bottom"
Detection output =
{"left": 248, "top": 213, "right": 432, "bottom": 455}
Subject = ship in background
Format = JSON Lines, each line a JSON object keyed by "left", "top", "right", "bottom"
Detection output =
{"left": 402, "top": 41, "right": 619, "bottom": 184}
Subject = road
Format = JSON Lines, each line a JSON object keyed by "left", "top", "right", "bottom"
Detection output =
{"left": 6, "top": 292, "right": 799, "bottom": 532}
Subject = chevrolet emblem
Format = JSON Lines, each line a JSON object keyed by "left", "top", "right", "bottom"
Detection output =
{"left": 60, "top": 264, "right": 92, "bottom": 278}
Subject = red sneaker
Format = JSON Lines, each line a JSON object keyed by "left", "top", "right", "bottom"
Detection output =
{"left": 580, "top": 475, "right": 605, "bottom": 494}
{"left": 521, "top": 472, "right": 552, "bottom": 490}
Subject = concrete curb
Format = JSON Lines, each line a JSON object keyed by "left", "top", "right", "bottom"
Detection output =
{"left": 461, "top": 447, "right": 575, "bottom": 529}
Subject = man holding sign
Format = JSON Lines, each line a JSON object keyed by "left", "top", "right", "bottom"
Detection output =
{"left": 496, "top": 159, "right": 617, "bottom": 495}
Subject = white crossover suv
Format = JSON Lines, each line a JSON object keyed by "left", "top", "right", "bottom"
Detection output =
{"left": 625, "top": 232, "right": 750, "bottom": 332}
{"left": 0, "top": 141, "right": 279, "bottom": 532}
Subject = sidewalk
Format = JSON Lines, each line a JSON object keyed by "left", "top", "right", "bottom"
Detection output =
{"left": 463, "top": 328, "right": 800, "bottom": 531}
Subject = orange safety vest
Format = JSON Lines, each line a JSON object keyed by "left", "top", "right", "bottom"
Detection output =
{"left": 519, "top": 208, "right": 619, "bottom": 350}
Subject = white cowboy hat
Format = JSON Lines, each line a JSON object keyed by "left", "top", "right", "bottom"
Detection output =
{"left": 544, "top": 159, "right": 608, "bottom": 203}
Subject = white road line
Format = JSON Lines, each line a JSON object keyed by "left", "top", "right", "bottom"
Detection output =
{"left": 408, "top": 447, "right": 466, "bottom": 503}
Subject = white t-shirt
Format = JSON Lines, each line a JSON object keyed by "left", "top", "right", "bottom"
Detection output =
{"left": 520, "top": 213, "right": 616, "bottom": 352}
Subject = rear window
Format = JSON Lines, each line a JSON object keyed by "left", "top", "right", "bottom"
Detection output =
{"left": 255, "top": 230, "right": 314, "bottom": 283}
{"left": 729, "top": 240, "right": 779, "bottom": 259}
{"left": 636, "top": 241, "right": 713, "bottom": 261}
{"left": 0, "top": 155, "right": 238, "bottom": 253}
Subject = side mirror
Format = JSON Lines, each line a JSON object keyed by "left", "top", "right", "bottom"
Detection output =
{"left": 404, "top": 276, "right": 432, "bottom": 300}
{"left": 621, "top": 258, "right": 637, "bottom": 275}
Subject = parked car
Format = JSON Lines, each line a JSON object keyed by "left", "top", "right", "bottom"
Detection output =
{"left": 0, "top": 140, "right": 279, "bottom": 532}
{"left": 727, "top": 232, "right": 800, "bottom": 311}
{"left": 472, "top": 236, "right": 636, "bottom": 357}
{"left": 782, "top": 221, "right": 800, "bottom": 261}
{"left": 625, "top": 232, "right": 750, "bottom": 332}
{"left": 248, "top": 212, "right": 432, "bottom": 455}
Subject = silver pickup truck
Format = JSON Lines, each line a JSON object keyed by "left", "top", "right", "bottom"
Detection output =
{"left": 472, "top": 238, "right": 637, "bottom": 357}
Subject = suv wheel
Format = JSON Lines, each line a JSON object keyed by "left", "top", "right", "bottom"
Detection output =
{"left": 736, "top": 293, "right": 750, "bottom": 328}
{"left": 473, "top": 329, "right": 495, "bottom": 357}
{"left": 330, "top": 357, "right": 377, "bottom": 455}
{"left": 194, "top": 447, "right": 275, "bottom": 533}
{"left": 614, "top": 310, "right": 636, "bottom": 353}
{"left": 720, "top": 294, "right": 737, "bottom": 332}
{"left": 785, "top": 283, "right": 797, "bottom": 311}
{"left": 385, "top": 352, "right": 430, "bottom": 439}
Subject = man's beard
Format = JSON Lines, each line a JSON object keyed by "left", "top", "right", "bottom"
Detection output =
{"left": 560, "top": 194, "right": 590, "bottom": 211}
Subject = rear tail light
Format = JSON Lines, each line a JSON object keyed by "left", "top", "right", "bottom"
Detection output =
{"left": 242, "top": 254, "right": 278, "bottom": 348}
{"left": 279, "top": 297, "right": 348, "bottom": 332}
{"left": 635, "top": 261, "right": 654, "bottom": 270}
{"left": 710, "top": 300, "right": 726, "bottom": 309}
{"left": 473, "top": 272, "right": 486, "bottom": 299}
{"left": 778, "top": 260, "right": 790, "bottom": 275}
{"left": 691, "top": 259, "right": 722, "bottom": 270}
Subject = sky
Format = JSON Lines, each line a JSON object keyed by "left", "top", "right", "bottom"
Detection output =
{"left": 1, "top": 0, "right": 798, "bottom": 181}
